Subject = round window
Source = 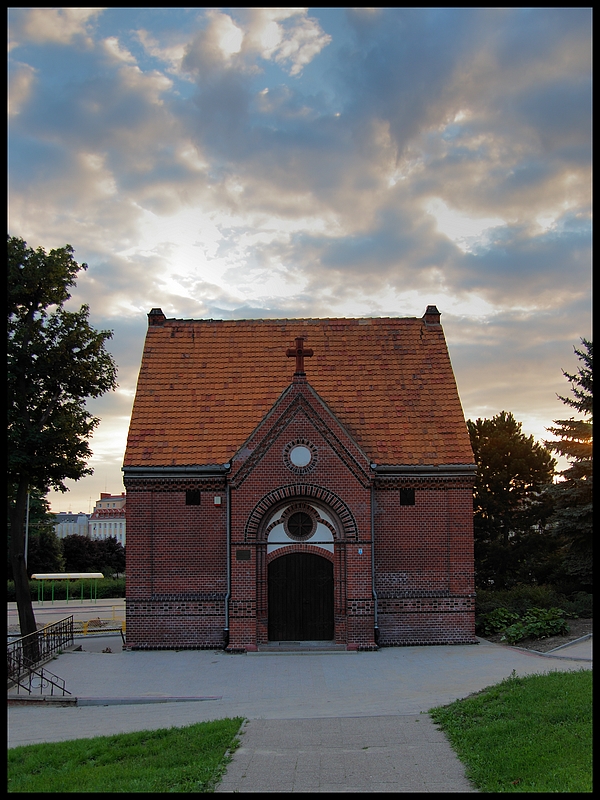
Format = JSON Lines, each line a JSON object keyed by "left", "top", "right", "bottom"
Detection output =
{"left": 289, "top": 445, "right": 312, "bottom": 467}
{"left": 285, "top": 510, "right": 316, "bottom": 541}
{"left": 283, "top": 440, "right": 318, "bottom": 474}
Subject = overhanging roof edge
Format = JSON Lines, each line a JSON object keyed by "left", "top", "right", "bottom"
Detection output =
{"left": 371, "top": 464, "right": 477, "bottom": 476}
{"left": 122, "top": 464, "right": 231, "bottom": 477}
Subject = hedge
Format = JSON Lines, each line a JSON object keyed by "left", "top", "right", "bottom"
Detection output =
{"left": 7, "top": 577, "right": 126, "bottom": 602}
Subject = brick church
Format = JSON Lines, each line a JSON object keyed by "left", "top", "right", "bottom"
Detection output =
{"left": 123, "top": 305, "right": 478, "bottom": 651}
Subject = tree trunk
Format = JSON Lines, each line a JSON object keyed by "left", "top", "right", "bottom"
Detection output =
{"left": 9, "top": 480, "right": 38, "bottom": 640}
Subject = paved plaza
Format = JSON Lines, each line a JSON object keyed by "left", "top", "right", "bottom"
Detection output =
{"left": 7, "top": 600, "right": 592, "bottom": 792}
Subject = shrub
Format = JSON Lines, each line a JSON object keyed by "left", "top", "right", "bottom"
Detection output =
{"left": 501, "top": 607, "right": 569, "bottom": 645}
{"left": 479, "top": 607, "right": 521, "bottom": 637}
{"left": 475, "top": 585, "right": 563, "bottom": 616}
{"left": 475, "top": 587, "right": 592, "bottom": 636}
{"left": 7, "top": 577, "right": 126, "bottom": 602}
{"left": 559, "top": 592, "right": 593, "bottom": 619}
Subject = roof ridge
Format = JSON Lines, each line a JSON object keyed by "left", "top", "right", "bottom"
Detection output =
{"left": 154, "top": 316, "right": 422, "bottom": 323}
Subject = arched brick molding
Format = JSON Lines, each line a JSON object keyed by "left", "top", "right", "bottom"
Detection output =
{"left": 266, "top": 543, "right": 335, "bottom": 565}
{"left": 245, "top": 484, "right": 358, "bottom": 542}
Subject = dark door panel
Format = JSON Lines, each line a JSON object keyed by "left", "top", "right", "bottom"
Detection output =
{"left": 268, "top": 552, "right": 334, "bottom": 641}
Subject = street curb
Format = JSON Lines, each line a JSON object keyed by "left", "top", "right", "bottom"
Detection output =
{"left": 8, "top": 695, "right": 223, "bottom": 707}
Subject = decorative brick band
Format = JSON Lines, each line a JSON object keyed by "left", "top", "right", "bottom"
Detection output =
{"left": 347, "top": 598, "right": 374, "bottom": 615}
{"left": 127, "top": 644, "right": 221, "bottom": 651}
{"left": 148, "top": 593, "right": 226, "bottom": 602}
{"left": 124, "top": 477, "right": 227, "bottom": 492}
{"left": 245, "top": 484, "right": 358, "bottom": 542}
{"left": 230, "top": 600, "right": 256, "bottom": 617}
{"left": 378, "top": 595, "right": 475, "bottom": 612}
{"left": 376, "top": 589, "right": 456, "bottom": 599}
{"left": 125, "top": 599, "right": 226, "bottom": 650}
{"left": 373, "top": 475, "right": 475, "bottom": 490}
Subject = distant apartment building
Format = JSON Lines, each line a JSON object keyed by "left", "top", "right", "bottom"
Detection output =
{"left": 89, "top": 492, "right": 126, "bottom": 546}
{"left": 53, "top": 512, "right": 90, "bottom": 539}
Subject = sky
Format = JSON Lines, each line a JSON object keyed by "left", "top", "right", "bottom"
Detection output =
{"left": 8, "top": 7, "right": 592, "bottom": 514}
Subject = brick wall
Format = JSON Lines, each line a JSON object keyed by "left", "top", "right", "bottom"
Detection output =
{"left": 125, "top": 479, "right": 228, "bottom": 649}
{"left": 373, "top": 477, "right": 476, "bottom": 645}
{"left": 124, "top": 383, "right": 476, "bottom": 650}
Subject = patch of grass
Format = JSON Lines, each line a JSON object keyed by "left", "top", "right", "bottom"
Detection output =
{"left": 430, "top": 670, "right": 592, "bottom": 793}
{"left": 8, "top": 717, "right": 243, "bottom": 793}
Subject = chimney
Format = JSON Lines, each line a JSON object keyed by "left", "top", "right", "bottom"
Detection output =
{"left": 422, "top": 305, "right": 441, "bottom": 326}
{"left": 148, "top": 308, "right": 166, "bottom": 326}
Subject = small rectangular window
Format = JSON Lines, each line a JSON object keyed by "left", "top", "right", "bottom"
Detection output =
{"left": 399, "top": 488, "right": 416, "bottom": 506}
{"left": 185, "top": 489, "right": 201, "bottom": 506}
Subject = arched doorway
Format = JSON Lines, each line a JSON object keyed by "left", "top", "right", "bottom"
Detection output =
{"left": 268, "top": 552, "right": 334, "bottom": 641}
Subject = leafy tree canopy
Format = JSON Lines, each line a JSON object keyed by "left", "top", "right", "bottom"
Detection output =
{"left": 7, "top": 235, "right": 118, "bottom": 638}
{"left": 61, "top": 534, "right": 125, "bottom": 577}
{"left": 8, "top": 236, "right": 118, "bottom": 492}
{"left": 7, "top": 488, "right": 64, "bottom": 578}
{"left": 96, "top": 535, "right": 126, "bottom": 578}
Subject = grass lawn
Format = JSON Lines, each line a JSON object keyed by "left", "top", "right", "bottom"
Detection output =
{"left": 8, "top": 717, "right": 243, "bottom": 793}
{"left": 429, "top": 669, "right": 592, "bottom": 793}
{"left": 8, "top": 670, "right": 592, "bottom": 793}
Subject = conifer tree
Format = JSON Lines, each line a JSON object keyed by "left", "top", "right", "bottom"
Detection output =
{"left": 467, "top": 411, "right": 556, "bottom": 589}
{"left": 544, "top": 339, "right": 593, "bottom": 589}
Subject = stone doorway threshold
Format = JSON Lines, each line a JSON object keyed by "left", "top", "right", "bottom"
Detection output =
{"left": 255, "top": 640, "right": 348, "bottom": 653}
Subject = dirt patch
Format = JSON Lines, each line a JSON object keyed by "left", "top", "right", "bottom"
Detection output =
{"left": 482, "top": 617, "right": 592, "bottom": 652}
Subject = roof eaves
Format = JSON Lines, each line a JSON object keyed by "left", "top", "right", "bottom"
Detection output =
{"left": 122, "top": 464, "right": 231, "bottom": 478}
{"left": 371, "top": 463, "right": 477, "bottom": 476}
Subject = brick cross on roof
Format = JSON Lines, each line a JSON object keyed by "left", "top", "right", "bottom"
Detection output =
{"left": 286, "top": 337, "right": 314, "bottom": 376}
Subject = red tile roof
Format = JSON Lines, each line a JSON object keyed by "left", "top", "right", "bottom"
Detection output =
{"left": 124, "top": 310, "right": 474, "bottom": 467}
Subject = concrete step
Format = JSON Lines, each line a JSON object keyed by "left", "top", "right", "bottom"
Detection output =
{"left": 254, "top": 640, "right": 349, "bottom": 654}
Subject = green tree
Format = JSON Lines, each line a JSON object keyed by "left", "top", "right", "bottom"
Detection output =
{"left": 544, "top": 339, "right": 592, "bottom": 590}
{"left": 61, "top": 534, "right": 101, "bottom": 573}
{"left": 7, "top": 488, "right": 64, "bottom": 577}
{"left": 96, "top": 536, "right": 126, "bottom": 577}
{"left": 467, "top": 411, "right": 556, "bottom": 589}
{"left": 26, "top": 528, "right": 65, "bottom": 576}
{"left": 7, "top": 236, "right": 118, "bottom": 639}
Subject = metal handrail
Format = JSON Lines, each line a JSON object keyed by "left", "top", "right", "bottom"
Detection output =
{"left": 7, "top": 616, "right": 74, "bottom": 686}
{"left": 11, "top": 664, "right": 72, "bottom": 696}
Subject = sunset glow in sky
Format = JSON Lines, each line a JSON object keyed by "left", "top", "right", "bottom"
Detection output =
{"left": 8, "top": 8, "right": 591, "bottom": 513}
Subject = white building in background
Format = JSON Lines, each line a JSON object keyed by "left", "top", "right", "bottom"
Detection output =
{"left": 53, "top": 512, "right": 90, "bottom": 539}
{"left": 89, "top": 492, "right": 126, "bottom": 546}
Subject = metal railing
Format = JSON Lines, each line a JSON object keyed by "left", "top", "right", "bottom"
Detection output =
{"left": 7, "top": 616, "right": 74, "bottom": 690}
{"left": 11, "top": 664, "right": 72, "bottom": 697}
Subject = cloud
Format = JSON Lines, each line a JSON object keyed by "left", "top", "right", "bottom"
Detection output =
{"left": 8, "top": 8, "right": 591, "bottom": 513}
{"left": 242, "top": 7, "right": 332, "bottom": 76}
{"left": 9, "top": 8, "right": 590, "bottom": 311}
{"left": 446, "top": 294, "right": 592, "bottom": 436}
{"left": 182, "top": 8, "right": 331, "bottom": 78}
{"left": 134, "top": 29, "right": 189, "bottom": 75}
{"left": 9, "top": 7, "right": 105, "bottom": 47}
{"left": 181, "top": 10, "right": 249, "bottom": 77}
{"left": 8, "top": 61, "right": 36, "bottom": 116}
{"left": 102, "top": 37, "right": 136, "bottom": 65}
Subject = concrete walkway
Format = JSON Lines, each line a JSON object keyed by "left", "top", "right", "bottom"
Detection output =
{"left": 7, "top": 623, "right": 591, "bottom": 793}
{"left": 216, "top": 715, "right": 479, "bottom": 793}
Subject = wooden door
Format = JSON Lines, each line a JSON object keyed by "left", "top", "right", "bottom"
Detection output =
{"left": 268, "top": 552, "right": 334, "bottom": 641}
